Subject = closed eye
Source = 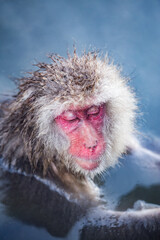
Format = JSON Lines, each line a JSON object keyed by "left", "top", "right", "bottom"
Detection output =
{"left": 66, "top": 118, "right": 79, "bottom": 123}
{"left": 62, "top": 111, "right": 77, "bottom": 121}
{"left": 87, "top": 105, "right": 100, "bottom": 116}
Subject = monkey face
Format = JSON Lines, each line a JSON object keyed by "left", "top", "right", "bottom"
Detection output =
{"left": 55, "top": 104, "right": 106, "bottom": 171}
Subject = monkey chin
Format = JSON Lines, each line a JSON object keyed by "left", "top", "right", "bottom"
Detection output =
{"left": 71, "top": 145, "right": 105, "bottom": 171}
{"left": 74, "top": 150, "right": 103, "bottom": 171}
{"left": 75, "top": 158, "right": 100, "bottom": 171}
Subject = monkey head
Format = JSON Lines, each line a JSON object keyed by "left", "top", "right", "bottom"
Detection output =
{"left": 0, "top": 51, "right": 137, "bottom": 179}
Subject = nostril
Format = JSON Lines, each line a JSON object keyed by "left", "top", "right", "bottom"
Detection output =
{"left": 93, "top": 140, "right": 98, "bottom": 148}
{"left": 84, "top": 140, "right": 98, "bottom": 149}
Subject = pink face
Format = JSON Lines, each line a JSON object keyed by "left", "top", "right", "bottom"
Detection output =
{"left": 55, "top": 104, "right": 106, "bottom": 171}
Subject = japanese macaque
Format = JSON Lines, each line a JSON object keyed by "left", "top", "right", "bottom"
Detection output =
{"left": 0, "top": 50, "right": 160, "bottom": 239}
{"left": 0, "top": 51, "right": 136, "bottom": 186}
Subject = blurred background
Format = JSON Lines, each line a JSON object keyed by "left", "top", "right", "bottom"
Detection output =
{"left": 0, "top": 0, "right": 160, "bottom": 135}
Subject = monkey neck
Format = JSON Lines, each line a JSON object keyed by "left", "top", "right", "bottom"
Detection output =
{"left": 42, "top": 162, "right": 102, "bottom": 205}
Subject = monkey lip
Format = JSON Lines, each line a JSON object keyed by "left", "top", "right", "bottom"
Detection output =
{"left": 75, "top": 158, "right": 100, "bottom": 170}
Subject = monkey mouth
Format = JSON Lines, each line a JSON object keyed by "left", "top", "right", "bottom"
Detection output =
{"left": 75, "top": 158, "right": 100, "bottom": 170}
{"left": 70, "top": 142, "right": 106, "bottom": 170}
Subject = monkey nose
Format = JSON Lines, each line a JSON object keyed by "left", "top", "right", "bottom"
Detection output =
{"left": 84, "top": 140, "right": 98, "bottom": 150}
